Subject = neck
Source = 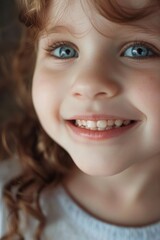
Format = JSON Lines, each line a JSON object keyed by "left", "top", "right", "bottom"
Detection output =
{"left": 90, "top": 157, "right": 160, "bottom": 202}
{"left": 64, "top": 156, "right": 160, "bottom": 226}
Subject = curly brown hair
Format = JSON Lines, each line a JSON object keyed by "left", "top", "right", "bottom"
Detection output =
{"left": 1, "top": 0, "right": 160, "bottom": 239}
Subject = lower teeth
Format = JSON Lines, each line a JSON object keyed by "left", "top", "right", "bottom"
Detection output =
{"left": 75, "top": 124, "right": 125, "bottom": 130}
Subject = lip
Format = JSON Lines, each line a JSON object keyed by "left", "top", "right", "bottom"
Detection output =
{"left": 67, "top": 114, "right": 137, "bottom": 121}
{"left": 66, "top": 120, "right": 140, "bottom": 141}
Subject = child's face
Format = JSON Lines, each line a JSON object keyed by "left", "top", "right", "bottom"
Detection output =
{"left": 32, "top": 0, "right": 160, "bottom": 176}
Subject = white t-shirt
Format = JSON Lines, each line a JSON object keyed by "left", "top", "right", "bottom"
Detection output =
{"left": 1, "top": 159, "right": 160, "bottom": 239}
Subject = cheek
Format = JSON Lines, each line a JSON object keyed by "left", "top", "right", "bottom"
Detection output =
{"left": 32, "top": 68, "right": 66, "bottom": 108}
{"left": 32, "top": 70, "right": 61, "bottom": 121}
{"left": 129, "top": 74, "right": 160, "bottom": 113}
{"left": 130, "top": 74, "right": 160, "bottom": 146}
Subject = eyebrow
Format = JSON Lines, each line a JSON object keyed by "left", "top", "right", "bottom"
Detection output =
{"left": 41, "top": 23, "right": 160, "bottom": 40}
{"left": 123, "top": 25, "right": 160, "bottom": 38}
{"left": 42, "top": 25, "right": 82, "bottom": 37}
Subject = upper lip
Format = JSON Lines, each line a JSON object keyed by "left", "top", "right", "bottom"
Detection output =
{"left": 67, "top": 114, "right": 138, "bottom": 121}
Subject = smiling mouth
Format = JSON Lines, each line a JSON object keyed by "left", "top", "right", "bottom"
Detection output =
{"left": 69, "top": 119, "right": 136, "bottom": 131}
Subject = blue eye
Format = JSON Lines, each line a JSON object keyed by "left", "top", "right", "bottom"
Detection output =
{"left": 52, "top": 45, "right": 78, "bottom": 59}
{"left": 122, "top": 44, "right": 155, "bottom": 58}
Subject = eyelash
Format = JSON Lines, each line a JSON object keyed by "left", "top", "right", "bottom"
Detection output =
{"left": 120, "top": 40, "right": 160, "bottom": 59}
{"left": 45, "top": 41, "right": 78, "bottom": 59}
{"left": 45, "top": 40, "right": 160, "bottom": 60}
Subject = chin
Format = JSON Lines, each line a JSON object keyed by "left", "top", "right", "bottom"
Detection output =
{"left": 72, "top": 155, "right": 131, "bottom": 177}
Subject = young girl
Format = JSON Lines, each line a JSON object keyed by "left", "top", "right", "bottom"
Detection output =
{"left": 1, "top": 0, "right": 160, "bottom": 239}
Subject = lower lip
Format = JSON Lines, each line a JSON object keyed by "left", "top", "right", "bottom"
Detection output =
{"left": 66, "top": 121, "right": 139, "bottom": 141}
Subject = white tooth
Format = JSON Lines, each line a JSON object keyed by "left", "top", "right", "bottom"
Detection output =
{"left": 123, "top": 120, "right": 131, "bottom": 126}
{"left": 107, "top": 120, "right": 114, "bottom": 127}
{"left": 97, "top": 120, "right": 107, "bottom": 129}
{"left": 115, "top": 120, "right": 123, "bottom": 127}
{"left": 106, "top": 126, "right": 112, "bottom": 130}
{"left": 76, "top": 120, "right": 82, "bottom": 126}
{"left": 81, "top": 120, "right": 87, "bottom": 126}
{"left": 87, "top": 121, "right": 97, "bottom": 129}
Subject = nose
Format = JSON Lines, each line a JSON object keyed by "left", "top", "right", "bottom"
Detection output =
{"left": 71, "top": 65, "right": 120, "bottom": 100}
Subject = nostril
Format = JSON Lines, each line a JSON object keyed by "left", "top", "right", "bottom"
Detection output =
{"left": 95, "top": 92, "right": 108, "bottom": 97}
{"left": 73, "top": 92, "right": 82, "bottom": 97}
{"left": 72, "top": 91, "right": 108, "bottom": 99}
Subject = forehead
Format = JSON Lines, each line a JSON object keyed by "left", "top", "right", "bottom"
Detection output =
{"left": 44, "top": 0, "right": 160, "bottom": 37}
{"left": 46, "top": 0, "right": 91, "bottom": 35}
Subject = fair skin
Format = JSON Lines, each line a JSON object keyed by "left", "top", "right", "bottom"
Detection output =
{"left": 32, "top": 0, "right": 160, "bottom": 227}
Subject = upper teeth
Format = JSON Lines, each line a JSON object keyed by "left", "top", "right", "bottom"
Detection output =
{"left": 75, "top": 119, "right": 131, "bottom": 130}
